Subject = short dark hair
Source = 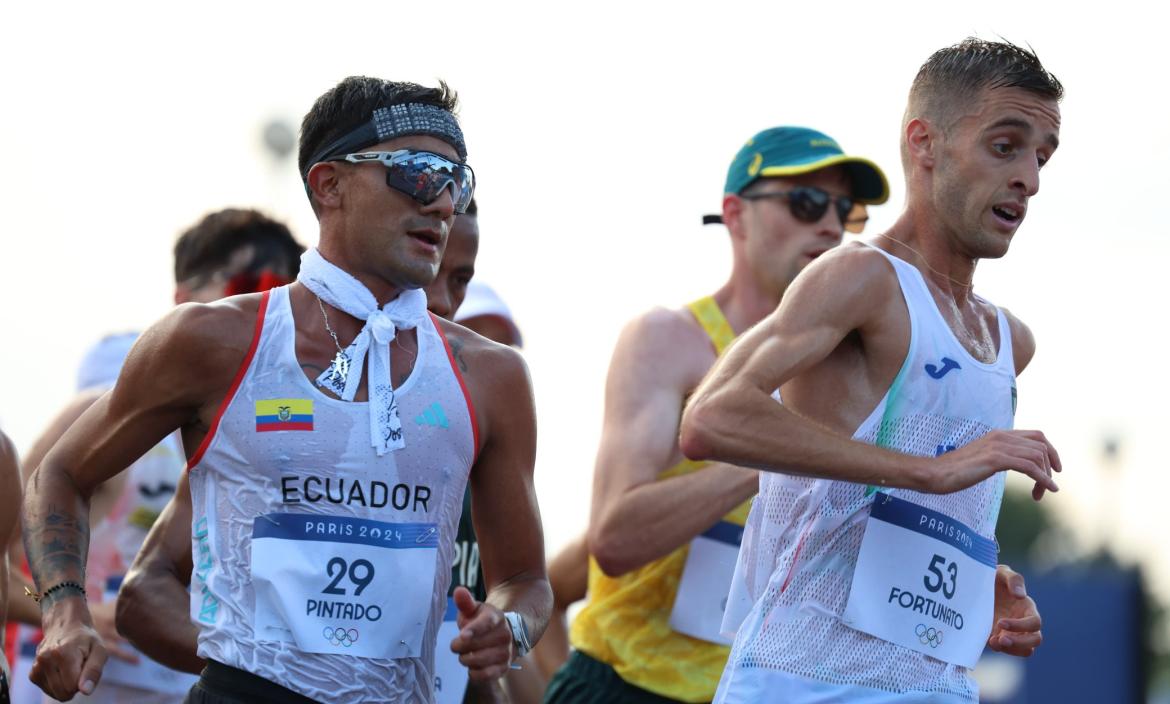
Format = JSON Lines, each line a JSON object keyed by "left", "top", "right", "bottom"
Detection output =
{"left": 173, "top": 208, "right": 303, "bottom": 284}
{"left": 298, "top": 76, "right": 460, "bottom": 183}
{"left": 909, "top": 38, "right": 1063, "bottom": 127}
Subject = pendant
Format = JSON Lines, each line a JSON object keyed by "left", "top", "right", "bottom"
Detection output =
{"left": 317, "top": 350, "right": 351, "bottom": 398}
{"left": 328, "top": 350, "right": 350, "bottom": 385}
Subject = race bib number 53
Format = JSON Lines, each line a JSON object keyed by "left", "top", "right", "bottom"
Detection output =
{"left": 841, "top": 494, "right": 997, "bottom": 667}
{"left": 252, "top": 513, "right": 439, "bottom": 660}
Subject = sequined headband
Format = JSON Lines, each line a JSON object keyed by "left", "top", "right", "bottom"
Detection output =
{"left": 302, "top": 103, "right": 466, "bottom": 180}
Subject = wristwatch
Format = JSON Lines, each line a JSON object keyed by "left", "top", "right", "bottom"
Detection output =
{"left": 504, "top": 611, "right": 533, "bottom": 659}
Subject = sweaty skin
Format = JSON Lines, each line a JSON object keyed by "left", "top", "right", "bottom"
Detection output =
{"left": 117, "top": 213, "right": 527, "bottom": 704}
{"left": 23, "top": 134, "right": 550, "bottom": 702}
{"left": 680, "top": 91, "right": 1062, "bottom": 498}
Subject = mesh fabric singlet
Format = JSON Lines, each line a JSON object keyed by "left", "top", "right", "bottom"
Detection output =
{"left": 569, "top": 297, "right": 752, "bottom": 703}
{"left": 187, "top": 287, "right": 476, "bottom": 704}
{"left": 717, "top": 244, "right": 1016, "bottom": 702}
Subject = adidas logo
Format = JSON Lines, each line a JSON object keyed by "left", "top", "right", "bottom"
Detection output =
{"left": 415, "top": 402, "right": 449, "bottom": 429}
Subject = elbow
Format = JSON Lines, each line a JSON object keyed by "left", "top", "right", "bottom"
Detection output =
{"left": 115, "top": 569, "right": 147, "bottom": 641}
{"left": 679, "top": 397, "right": 722, "bottom": 462}
{"left": 586, "top": 526, "right": 635, "bottom": 579}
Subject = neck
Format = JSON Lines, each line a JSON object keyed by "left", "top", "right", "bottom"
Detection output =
{"left": 315, "top": 243, "right": 406, "bottom": 308}
{"left": 713, "top": 264, "right": 785, "bottom": 336}
{"left": 882, "top": 208, "right": 976, "bottom": 301}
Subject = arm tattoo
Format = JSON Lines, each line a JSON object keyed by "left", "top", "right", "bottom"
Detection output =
{"left": 23, "top": 502, "right": 89, "bottom": 597}
{"left": 449, "top": 337, "right": 469, "bottom": 373}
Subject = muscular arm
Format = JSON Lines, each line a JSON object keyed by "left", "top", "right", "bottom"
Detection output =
{"left": 680, "top": 245, "right": 1059, "bottom": 496}
{"left": 20, "top": 300, "right": 253, "bottom": 700}
{"left": 117, "top": 478, "right": 203, "bottom": 674}
{"left": 5, "top": 391, "right": 108, "bottom": 629}
{"left": 588, "top": 311, "right": 757, "bottom": 577}
{"left": 448, "top": 332, "right": 552, "bottom": 681}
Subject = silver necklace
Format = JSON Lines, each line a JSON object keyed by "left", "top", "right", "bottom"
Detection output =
{"left": 317, "top": 296, "right": 351, "bottom": 386}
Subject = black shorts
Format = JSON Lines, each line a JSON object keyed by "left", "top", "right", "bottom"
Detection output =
{"left": 1, "top": 668, "right": 10, "bottom": 704}
{"left": 543, "top": 651, "right": 698, "bottom": 704}
{"left": 184, "top": 660, "right": 321, "bottom": 704}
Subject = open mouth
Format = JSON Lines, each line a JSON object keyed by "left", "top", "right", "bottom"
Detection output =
{"left": 408, "top": 229, "right": 441, "bottom": 248}
{"left": 991, "top": 203, "right": 1024, "bottom": 226}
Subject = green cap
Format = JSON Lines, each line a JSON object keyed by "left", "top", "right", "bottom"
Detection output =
{"left": 724, "top": 126, "right": 889, "bottom": 204}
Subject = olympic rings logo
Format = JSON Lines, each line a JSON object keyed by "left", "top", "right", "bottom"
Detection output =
{"left": 323, "top": 626, "right": 360, "bottom": 647}
{"left": 915, "top": 623, "right": 943, "bottom": 648}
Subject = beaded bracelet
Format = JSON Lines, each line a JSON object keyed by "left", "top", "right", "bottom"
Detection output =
{"left": 25, "top": 581, "right": 87, "bottom": 604}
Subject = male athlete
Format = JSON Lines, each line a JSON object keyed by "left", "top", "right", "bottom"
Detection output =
{"left": 23, "top": 77, "right": 549, "bottom": 703}
{"left": 544, "top": 126, "right": 890, "bottom": 704}
{"left": 115, "top": 203, "right": 500, "bottom": 704}
{"left": 8, "top": 209, "right": 301, "bottom": 704}
{"left": 680, "top": 39, "right": 1063, "bottom": 702}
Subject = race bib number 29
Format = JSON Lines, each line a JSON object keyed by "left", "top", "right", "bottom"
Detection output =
{"left": 842, "top": 494, "right": 997, "bottom": 667}
{"left": 252, "top": 513, "right": 439, "bottom": 660}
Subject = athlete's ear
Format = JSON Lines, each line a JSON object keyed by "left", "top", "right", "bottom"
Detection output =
{"left": 905, "top": 118, "right": 937, "bottom": 170}
{"left": 722, "top": 194, "right": 747, "bottom": 241}
{"left": 307, "top": 162, "right": 344, "bottom": 211}
{"left": 174, "top": 285, "right": 190, "bottom": 305}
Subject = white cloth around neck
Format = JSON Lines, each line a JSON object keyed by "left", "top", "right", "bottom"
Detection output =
{"left": 297, "top": 248, "right": 429, "bottom": 455}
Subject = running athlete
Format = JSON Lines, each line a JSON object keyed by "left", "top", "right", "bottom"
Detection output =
{"left": 679, "top": 39, "right": 1063, "bottom": 703}
{"left": 22, "top": 77, "right": 549, "bottom": 703}
{"left": 116, "top": 204, "right": 499, "bottom": 704}
{"left": 543, "top": 126, "right": 890, "bottom": 704}
{"left": 1, "top": 430, "right": 19, "bottom": 704}
{"left": 9, "top": 209, "right": 301, "bottom": 704}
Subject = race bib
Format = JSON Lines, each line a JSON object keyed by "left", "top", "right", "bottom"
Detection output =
{"left": 433, "top": 597, "right": 470, "bottom": 704}
{"left": 670, "top": 520, "right": 743, "bottom": 644}
{"left": 252, "top": 513, "right": 439, "bottom": 660}
{"left": 102, "top": 577, "right": 201, "bottom": 695}
{"left": 841, "top": 494, "right": 997, "bottom": 667}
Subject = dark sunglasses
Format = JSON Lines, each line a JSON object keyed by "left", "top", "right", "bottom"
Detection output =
{"left": 332, "top": 150, "right": 475, "bottom": 214}
{"left": 741, "top": 187, "right": 856, "bottom": 231}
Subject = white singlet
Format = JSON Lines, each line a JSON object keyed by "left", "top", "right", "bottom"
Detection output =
{"left": 715, "top": 243, "right": 1016, "bottom": 703}
{"left": 187, "top": 286, "right": 477, "bottom": 703}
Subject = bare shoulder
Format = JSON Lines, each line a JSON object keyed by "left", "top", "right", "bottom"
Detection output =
{"left": 611, "top": 305, "right": 718, "bottom": 385}
{"left": 772, "top": 241, "right": 900, "bottom": 330}
{"left": 433, "top": 317, "right": 530, "bottom": 391}
{"left": 999, "top": 306, "right": 1036, "bottom": 375}
{"left": 801, "top": 240, "right": 899, "bottom": 292}
{"left": 117, "top": 294, "right": 267, "bottom": 409}
{"left": 146, "top": 295, "right": 262, "bottom": 361}
{"left": 433, "top": 318, "right": 533, "bottom": 454}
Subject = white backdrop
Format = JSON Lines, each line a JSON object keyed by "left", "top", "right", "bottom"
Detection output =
{"left": 1, "top": 1, "right": 1165, "bottom": 600}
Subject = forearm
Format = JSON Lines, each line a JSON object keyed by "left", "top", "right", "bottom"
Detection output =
{"left": 682, "top": 385, "right": 929, "bottom": 490}
{"left": 21, "top": 465, "right": 93, "bottom": 605}
{"left": 117, "top": 567, "right": 204, "bottom": 674}
{"left": 590, "top": 465, "right": 757, "bottom": 576}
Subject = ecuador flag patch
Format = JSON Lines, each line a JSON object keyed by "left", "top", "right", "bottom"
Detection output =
{"left": 256, "top": 399, "right": 314, "bottom": 432}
